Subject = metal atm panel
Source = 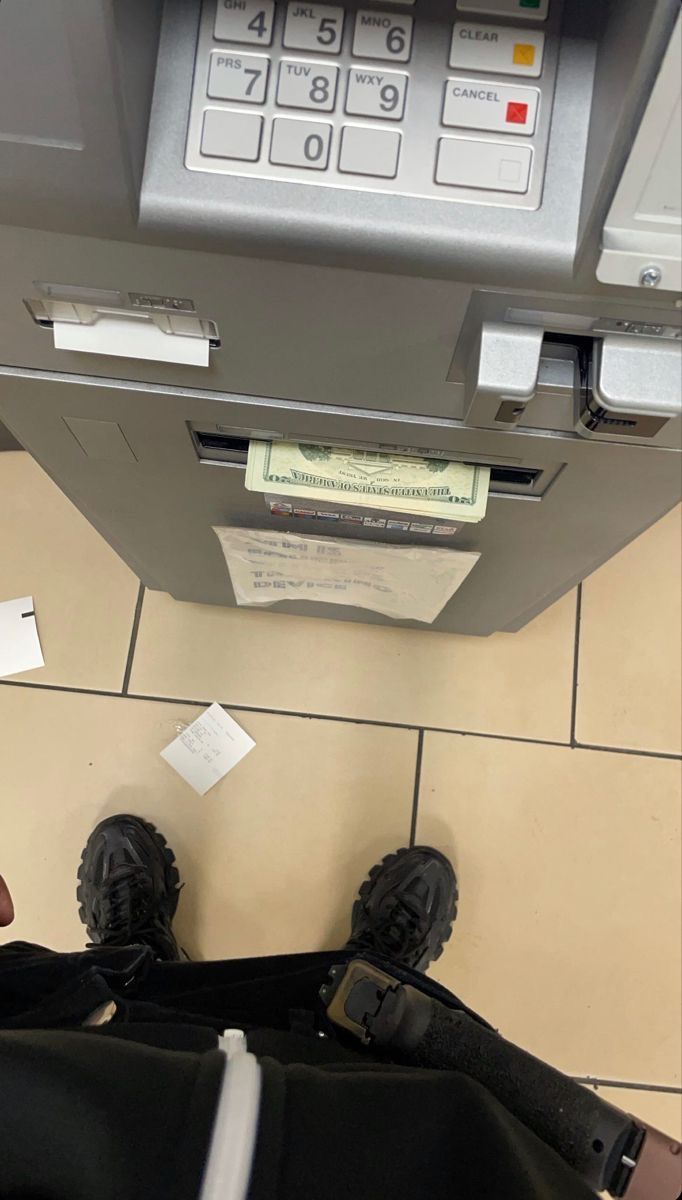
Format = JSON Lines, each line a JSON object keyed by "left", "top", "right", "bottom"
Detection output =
{"left": 0, "top": 0, "right": 680, "bottom": 635}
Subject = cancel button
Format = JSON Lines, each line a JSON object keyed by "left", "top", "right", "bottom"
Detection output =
{"left": 443, "top": 75, "right": 538, "bottom": 136}
{"left": 452, "top": 86, "right": 499, "bottom": 102}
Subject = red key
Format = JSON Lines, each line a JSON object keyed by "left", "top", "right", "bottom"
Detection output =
{"left": 506, "top": 101, "right": 529, "bottom": 125}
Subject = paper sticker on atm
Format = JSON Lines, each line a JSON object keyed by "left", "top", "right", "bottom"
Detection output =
{"left": 213, "top": 526, "right": 481, "bottom": 623}
{"left": 266, "top": 496, "right": 463, "bottom": 537}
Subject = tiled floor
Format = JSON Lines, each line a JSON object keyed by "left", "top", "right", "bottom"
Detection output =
{"left": 1, "top": 452, "right": 681, "bottom": 1139}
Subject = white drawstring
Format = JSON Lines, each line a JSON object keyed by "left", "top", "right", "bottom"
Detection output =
{"left": 199, "top": 1030, "right": 262, "bottom": 1200}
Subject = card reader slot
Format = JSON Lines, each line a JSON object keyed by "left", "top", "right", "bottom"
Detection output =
{"left": 195, "top": 432, "right": 250, "bottom": 456}
{"left": 192, "top": 431, "right": 544, "bottom": 492}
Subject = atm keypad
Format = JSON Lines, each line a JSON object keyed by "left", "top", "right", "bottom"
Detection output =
{"left": 189, "top": 0, "right": 561, "bottom": 208}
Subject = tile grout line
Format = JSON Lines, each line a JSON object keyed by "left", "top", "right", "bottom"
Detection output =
{"left": 409, "top": 729, "right": 425, "bottom": 848}
{"left": 575, "top": 741, "right": 682, "bottom": 762}
{"left": 1, "top": 678, "right": 681, "bottom": 761}
{"left": 569, "top": 583, "right": 583, "bottom": 748}
{"left": 572, "top": 1075, "right": 682, "bottom": 1096}
{"left": 120, "top": 583, "right": 145, "bottom": 695}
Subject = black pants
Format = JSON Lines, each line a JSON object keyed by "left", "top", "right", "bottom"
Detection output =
{"left": 0, "top": 942, "right": 596, "bottom": 1200}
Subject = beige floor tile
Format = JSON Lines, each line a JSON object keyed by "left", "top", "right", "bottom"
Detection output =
{"left": 130, "top": 587, "right": 576, "bottom": 743}
{"left": 0, "top": 685, "right": 417, "bottom": 959}
{"left": 577, "top": 506, "right": 682, "bottom": 755}
{"left": 0, "top": 452, "right": 140, "bottom": 690}
{"left": 416, "top": 734, "right": 682, "bottom": 1086}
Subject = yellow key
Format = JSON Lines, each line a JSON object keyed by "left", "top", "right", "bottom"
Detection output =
{"left": 513, "top": 43, "right": 536, "bottom": 66}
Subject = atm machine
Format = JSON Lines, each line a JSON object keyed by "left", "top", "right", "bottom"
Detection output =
{"left": 0, "top": 0, "right": 680, "bottom": 634}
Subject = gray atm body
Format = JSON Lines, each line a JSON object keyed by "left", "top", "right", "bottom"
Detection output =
{"left": 0, "top": 0, "right": 680, "bottom": 635}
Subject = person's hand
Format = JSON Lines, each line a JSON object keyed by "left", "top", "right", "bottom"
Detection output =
{"left": 0, "top": 874, "right": 14, "bottom": 926}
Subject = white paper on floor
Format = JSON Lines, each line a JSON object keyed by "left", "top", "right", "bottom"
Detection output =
{"left": 0, "top": 596, "right": 44, "bottom": 678}
{"left": 160, "top": 702, "right": 255, "bottom": 796}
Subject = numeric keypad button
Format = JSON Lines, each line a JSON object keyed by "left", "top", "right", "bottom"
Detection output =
{"left": 352, "top": 11, "right": 413, "bottom": 62}
{"left": 270, "top": 117, "right": 332, "bottom": 168}
{"left": 436, "top": 136, "right": 532, "bottom": 191}
{"left": 277, "top": 60, "right": 339, "bottom": 111}
{"left": 339, "top": 126, "right": 401, "bottom": 177}
{"left": 214, "top": 0, "right": 275, "bottom": 46}
{"left": 201, "top": 109, "right": 264, "bottom": 160}
{"left": 283, "top": 3, "right": 345, "bottom": 54}
{"left": 208, "top": 52, "right": 270, "bottom": 103}
{"left": 346, "top": 67, "right": 407, "bottom": 120}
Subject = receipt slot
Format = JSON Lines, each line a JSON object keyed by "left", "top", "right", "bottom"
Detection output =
{"left": 0, "top": 0, "right": 680, "bottom": 635}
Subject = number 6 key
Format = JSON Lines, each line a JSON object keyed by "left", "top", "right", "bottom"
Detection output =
{"left": 353, "top": 10, "right": 413, "bottom": 63}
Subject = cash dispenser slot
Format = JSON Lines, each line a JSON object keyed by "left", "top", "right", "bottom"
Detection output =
{"left": 192, "top": 430, "right": 545, "bottom": 495}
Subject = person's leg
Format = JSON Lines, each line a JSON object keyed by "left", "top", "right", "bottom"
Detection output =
{"left": 77, "top": 814, "right": 183, "bottom": 961}
{"left": 344, "top": 845, "right": 458, "bottom": 972}
{"left": 78, "top": 818, "right": 459, "bottom": 979}
{"left": 134, "top": 843, "right": 468, "bottom": 1036}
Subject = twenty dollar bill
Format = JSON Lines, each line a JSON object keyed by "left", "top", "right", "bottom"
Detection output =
{"left": 245, "top": 442, "right": 490, "bottom": 522}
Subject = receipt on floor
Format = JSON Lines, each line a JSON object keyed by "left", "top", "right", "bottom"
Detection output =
{"left": 0, "top": 596, "right": 44, "bottom": 679}
{"left": 213, "top": 527, "right": 480, "bottom": 623}
{"left": 160, "top": 702, "right": 255, "bottom": 796}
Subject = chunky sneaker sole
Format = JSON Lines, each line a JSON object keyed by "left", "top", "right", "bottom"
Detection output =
{"left": 77, "top": 814, "right": 182, "bottom": 961}
{"left": 346, "top": 845, "right": 458, "bottom": 974}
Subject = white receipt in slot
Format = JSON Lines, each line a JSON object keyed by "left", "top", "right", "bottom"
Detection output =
{"left": 52, "top": 315, "right": 210, "bottom": 366}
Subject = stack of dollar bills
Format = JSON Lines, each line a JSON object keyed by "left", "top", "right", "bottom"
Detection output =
{"left": 245, "top": 441, "right": 490, "bottom": 523}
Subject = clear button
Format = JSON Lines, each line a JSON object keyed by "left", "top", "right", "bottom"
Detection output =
{"left": 450, "top": 23, "right": 545, "bottom": 77}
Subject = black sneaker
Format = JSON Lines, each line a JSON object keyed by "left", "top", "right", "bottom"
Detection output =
{"left": 77, "top": 814, "right": 183, "bottom": 962}
{"left": 345, "top": 846, "right": 458, "bottom": 973}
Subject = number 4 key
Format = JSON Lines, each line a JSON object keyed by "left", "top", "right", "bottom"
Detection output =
{"left": 215, "top": 0, "right": 276, "bottom": 47}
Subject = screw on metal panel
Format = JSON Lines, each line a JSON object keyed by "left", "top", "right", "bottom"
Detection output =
{"left": 639, "top": 266, "right": 662, "bottom": 287}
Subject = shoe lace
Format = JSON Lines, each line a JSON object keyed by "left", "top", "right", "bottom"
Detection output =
{"left": 365, "top": 894, "right": 430, "bottom": 961}
{"left": 91, "top": 864, "right": 170, "bottom": 949}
